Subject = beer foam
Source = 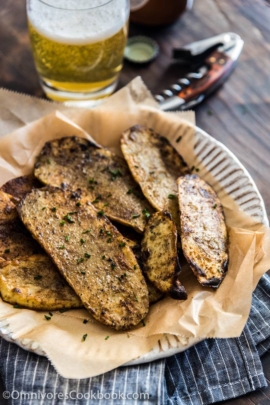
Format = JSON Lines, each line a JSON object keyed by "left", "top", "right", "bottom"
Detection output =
{"left": 28, "top": 0, "right": 129, "bottom": 45}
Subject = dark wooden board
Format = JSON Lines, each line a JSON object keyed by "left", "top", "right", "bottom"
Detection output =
{"left": 0, "top": 0, "right": 270, "bottom": 404}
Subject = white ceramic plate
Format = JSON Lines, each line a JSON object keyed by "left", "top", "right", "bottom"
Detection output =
{"left": 0, "top": 126, "right": 268, "bottom": 365}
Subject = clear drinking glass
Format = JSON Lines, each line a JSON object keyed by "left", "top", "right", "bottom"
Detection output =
{"left": 27, "top": 0, "right": 130, "bottom": 103}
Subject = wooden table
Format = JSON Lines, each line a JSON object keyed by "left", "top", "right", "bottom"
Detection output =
{"left": 0, "top": 0, "right": 270, "bottom": 404}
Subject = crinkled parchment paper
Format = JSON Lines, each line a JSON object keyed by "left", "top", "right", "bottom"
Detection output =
{"left": 0, "top": 77, "right": 269, "bottom": 378}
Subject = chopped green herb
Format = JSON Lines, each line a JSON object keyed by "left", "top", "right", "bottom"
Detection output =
{"left": 127, "top": 189, "right": 133, "bottom": 195}
{"left": 141, "top": 319, "right": 146, "bottom": 327}
{"left": 47, "top": 158, "right": 51, "bottom": 164}
{"left": 59, "top": 308, "right": 69, "bottom": 313}
{"left": 134, "top": 265, "right": 137, "bottom": 270}
{"left": 13, "top": 304, "right": 21, "bottom": 309}
{"left": 102, "top": 255, "right": 106, "bottom": 260}
{"left": 103, "top": 202, "right": 109, "bottom": 207}
{"left": 84, "top": 253, "right": 91, "bottom": 259}
{"left": 111, "top": 262, "right": 116, "bottom": 270}
{"left": 41, "top": 206, "right": 46, "bottom": 211}
{"left": 88, "top": 178, "right": 96, "bottom": 184}
{"left": 195, "top": 167, "right": 200, "bottom": 172}
{"left": 142, "top": 208, "right": 151, "bottom": 219}
{"left": 49, "top": 312, "right": 53, "bottom": 317}
{"left": 51, "top": 207, "right": 57, "bottom": 212}
{"left": 105, "top": 335, "right": 110, "bottom": 340}
{"left": 107, "top": 193, "right": 112, "bottom": 198}
{"left": 4, "top": 249, "right": 10, "bottom": 254}
{"left": 58, "top": 245, "right": 65, "bottom": 249}
{"left": 134, "top": 165, "right": 139, "bottom": 168}
{"left": 80, "top": 238, "right": 85, "bottom": 244}
{"left": 82, "top": 334, "right": 88, "bottom": 342}
{"left": 107, "top": 237, "right": 112, "bottom": 243}
{"left": 99, "top": 228, "right": 104, "bottom": 234}
{"left": 176, "top": 136, "right": 182, "bottom": 143}
{"left": 83, "top": 319, "right": 88, "bottom": 324}
{"left": 119, "top": 242, "right": 126, "bottom": 247}
{"left": 168, "top": 194, "right": 176, "bottom": 199}
{"left": 134, "top": 294, "right": 139, "bottom": 302}
{"left": 92, "top": 198, "right": 100, "bottom": 204}
{"left": 65, "top": 235, "right": 70, "bottom": 242}
{"left": 109, "top": 168, "right": 122, "bottom": 180}
{"left": 44, "top": 315, "right": 51, "bottom": 321}
{"left": 106, "top": 231, "right": 112, "bottom": 236}
{"left": 64, "top": 214, "right": 75, "bottom": 223}
{"left": 34, "top": 274, "right": 42, "bottom": 280}
{"left": 207, "top": 109, "right": 213, "bottom": 116}
{"left": 77, "top": 258, "right": 84, "bottom": 264}
{"left": 82, "top": 229, "right": 91, "bottom": 234}
{"left": 97, "top": 210, "right": 104, "bottom": 216}
{"left": 132, "top": 214, "right": 140, "bottom": 219}
{"left": 81, "top": 271, "right": 86, "bottom": 275}
{"left": 76, "top": 202, "right": 81, "bottom": 207}
{"left": 60, "top": 220, "right": 65, "bottom": 226}
{"left": 213, "top": 204, "right": 217, "bottom": 209}
{"left": 149, "top": 171, "right": 155, "bottom": 175}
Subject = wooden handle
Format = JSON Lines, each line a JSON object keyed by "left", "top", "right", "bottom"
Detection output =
{"left": 178, "top": 51, "right": 235, "bottom": 102}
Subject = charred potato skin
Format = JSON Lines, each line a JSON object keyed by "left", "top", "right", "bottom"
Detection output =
{"left": 141, "top": 211, "right": 187, "bottom": 300}
{"left": 1, "top": 174, "right": 42, "bottom": 202}
{"left": 17, "top": 187, "right": 149, "bottom": 331}
{"left": 34, "top": 136, "right": 153, "bottom": 233}
{"left": 121, "top": 125, "right": 189, "bottom": 230}
{"left": 178, "top": 174, "right": 228, "bottom": 288}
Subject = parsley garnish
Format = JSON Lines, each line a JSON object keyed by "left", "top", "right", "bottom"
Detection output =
{"left": 127, "top": 189, "right": 132, "bottom": 195}
{"left": 168, "top": 194, "right": 176, "bottom": 199}
{"left": 97, "top": 210, "right": 104, "bottom": 216}
{"left": 84, "top": 253, "right": 91, "bottom": 259}
{"left": 105, "top": 336, "right": 110, "bottom": 340}
{"left": 77, "top": 258, "right": 84, "bottom": 264}
{"left": 107, "top": 237, "right": 112, "bottom": 243}
{"left": 58, "top": 245, "right": 65, "bottom": 249}
{"left": 142, "top": 209, "right": 151, "bottom": 219}
{"left": 65, "top": 235, "right": 70, "bottom": 242}
{"left": 63, "top": 214, "right": 75, "bottom": 223}
{"left": 109, "top": 168, "right": 122, "bottom": 180}
{"left": 111, "top": 262, "right": 116, "bottom": 269}
{"left": 102, "top": 255, "right": 106, "bottom": 259}
{"left": 44, "top": 315, "right": 51, "bottom": 321}
{"left": 41, "top": 206, "right": 46, "bottom": 211}
{"left": 4, "top": 249, "right": 10, "bottom": 254}
{"left": 51, "top": 207, "right": 57, "bottom": 212}
{"left": 141, "top": 319, "right": 146, "bottom": 327}
{"left": 119, "top": 242, "right": 126, "bottom": 247}
{"left": 134, "top": 265, "right": 137, "bottom": 270}
{"left": 80, "top": 238, "right": 85, "bottom": 244}
{"left": 82, "top": 229, "right": 91, "bottom": 234}
{"left": 76, "top": 202, "right": 81, "bottom": 207}
{"left": 176, "top": 136, "right": 182, "bottom": 143}
{"left": 213, "top": 204, "right": 217, "bottom": 209}
{"left": 82, "top": 334, "right": 88, "bottom": 342}
{"left": 59, "top": 308, "right": 69, "bottom": 313}
{"left": 60, "top": 220, "right": 65, "bottom": 226}
{"left": 81, "top": 271, "right": 86, "bottom": 275}
{"left": 132, "top": 214, "right": 140, "bottom": 219}
{"left": 13, "top": 304, "right": 21, "bottom": 309}
{"left": 83, "top": 319, "right": 88, "bottom": 324}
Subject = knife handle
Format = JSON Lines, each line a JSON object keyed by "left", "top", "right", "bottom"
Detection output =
{"left": 177, "top": 51, "right": 235, "bottom": 103}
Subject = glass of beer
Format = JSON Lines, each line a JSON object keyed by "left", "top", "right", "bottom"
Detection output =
{"left": 26, "top": 0, "right": 129, "bottom": 103}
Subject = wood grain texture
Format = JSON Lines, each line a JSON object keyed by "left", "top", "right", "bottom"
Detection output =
{"left": 0, "top": 0, "right": 270, "bottom": 403}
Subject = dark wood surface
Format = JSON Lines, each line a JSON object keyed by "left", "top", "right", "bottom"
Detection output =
{"left": 0, "top": 0, "right": 270, "bottom": 404}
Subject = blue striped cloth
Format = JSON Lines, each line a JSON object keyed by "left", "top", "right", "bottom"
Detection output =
{"left": 0, "top": 274, "right": 270, "bottom": 405}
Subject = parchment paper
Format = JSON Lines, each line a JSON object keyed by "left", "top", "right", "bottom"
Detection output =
{"left": 0, "top": 77, "right": 269, "bottom": 379}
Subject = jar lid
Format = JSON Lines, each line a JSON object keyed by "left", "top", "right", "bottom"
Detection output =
{"left": 124, "top": 36, "right": 159, "bottom": 64}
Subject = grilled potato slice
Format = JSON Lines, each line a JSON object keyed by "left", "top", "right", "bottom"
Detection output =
{"left": 146, "top": 279, "right": 164, "bottom": 304}
{"left": 0, "top": 191, "right": 18, "bottom": 223}
{"left": 0, "top": 191, "right": 43, "bottom": 261}
{"left": 1, "top": 174, "right": 42, "bottom": 201}
{"left": 18, "top": 187, "right": 149, "bottom": 330}
{"left": 141, "top": 211, "right": 187, "bottom": 300}
{"left": 0, "top": 255, "right": 82, "bottom": 310}
{"left": 178, "top": 175, "right": 228, "bottom": 288}
{"left": 0, "top": 191, "right": 82, "bottom": 309}
{"left": 34, "top": 136, "right": 153, "bottom": 233}
{"left": 121, "top": 125, "right": 189, "bottom": 230}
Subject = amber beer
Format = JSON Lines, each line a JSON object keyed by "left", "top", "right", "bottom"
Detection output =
{"left": 27, "top": 0, "right": 129, "bottom": 102}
